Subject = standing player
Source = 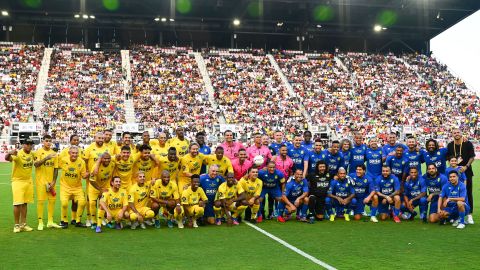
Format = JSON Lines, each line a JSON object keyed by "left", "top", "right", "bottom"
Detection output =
{"left": 446, "top": 157, "right": 467, "bottom": 183}
{"left": 178, "top": 143, "right": 206, "bottom": 192}
{"left": 382, "top": 132, "right": 407, "bottom": 161}
{"left": 6, "top": 138, "right": 35, "bottom": 233}
{"left": 340, "top": 139, "right": 352, "bottom": 172}
{"left": 323, "top": 140, "right": 345, "bottom": 176}
{"left": 375, "top": 166, "right": 401, "bottom": 223}
{"left": 167, "top": 127, "right": 190, "bottom": 157}
{"left": 437, "top": 171, "right": 470, "bottom": 229}
{"left": 214, "top": 172, "right": 248, "bottom": 225}
{"left": 257, "top": 161, "right": 286, "bottom": 222}
{"left": 220, "top": 130, "right": 245, "bottom": 162}
{"left": 104, "top": 129, "right": 119, "bottom": 155}
{"left": 199, "top": 165, "right": 225, "bottom": 225}
{"left": 59, "top": 134, "right": 82, "bottom": 224}
{"left": 277, "top": 169, "right": 309, "bottom": 222}
{"left": 204, "top": 146, "right": 233, "bottom": 177}
{"left": 288, "top": 134, "right": 309, "bottom": 172}
{"left": 269, "top": 131, "right": 291, "bottom": 155}
{"left": 306, "top": 161, "right": 332, "bottom": 222}
{"left": 181, "top": 175, "right": 208, "bottom": 228}
{"left": 132, "top": 144, "right": 159, "bottom": 184}
{"left": 273, "top": 145, "right": 294, "bottom": 179}
{"left": 404, "top": 136, "right": 425, "bottom": 176}
{"left": 231, "top": 148, "right": 252, "bottom": 181}
{"left": 34, "top": 135, "right": 62, "bottom": 230}
{"left": 305, "top": 140, "right": 325, "bottom": 176}
{"left": 113, "top": 146, "right": 135, "bottom": 190}
{"left": 385, "top": 146, "right": 408, "bottom": 180}
{"left": 118, "top": 132, "right": 139, "bottom": 157}
{"left": 151, "top": 132, "right": 170, "bottom": 159}
{"left": 422, "top": 139, "right": 448, "bottom": 174}
{"left": 196, "top": 131, "right": 211, "bottom": 174}
{"left": 349, "top": 133, "right": 367, "bottom": 174}
{"left": 89, "top": 152, "right": 115, "bottom": 229}
{"left": 365, "top": 138, "right": 383, "bottom": 180}
{"left": 423, "top": 163, "right": 448, "bottom": 223}
{"left": 158, "top": 147, "right": 181, "bottom": 186}
{"left": 246, "top": 132, "right": 272, "bottom": 169}
{"left": 326, "top": 168, "right": 355, "bottom": 222}
{"left": 150, "top": 170, "right": 184, "bottom": 228}
{"left": 128, "top": 172, "right": 155, "bottom": 229}
{"left": 402, "top": 167, "right": 427, "bottom": 221}
{"left": 238, "top": 167, "right": 263, "bottom": 223}
{"left": 349, "top": 165, "right": 378, "bottom": 222}
{"left": 95, "top": 176, "right": 129, "bottom": 233}
{"left": 301, "top": 130, "right": 314, "bottom": 152}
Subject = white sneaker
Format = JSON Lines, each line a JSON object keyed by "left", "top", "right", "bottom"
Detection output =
{"left": 131, "top": 222, "right": 138, "bottom": 230}
{"left": 193, "top": 220, "right": 198, "bottom": 228}
{"left": 456, "top": 223, "right": 466, "bottom": 229}
{"left": 140, "top": 223, "right": 146, "bottom": 229}
{"left": 145, "top": 220, "right": 153, "bottom": 226}
{"left": 452, "top": 219, "right": 460, "bottom": 227}
{"left": 370, "top": 216, "right": 379, "bottom": 223}
{"left": 178, "top": 221, "right": 184, "bottom": 229}
{"left": 86, "top": 219, "right": 92, "bottom": 227}
{"left": 125, "top": 221, "right": 132, "bottom": 227}
{"left": 467, "top": 215, "right": 474, "bottom": 225}
{"left": 102, "top": 219, "right": 107, "bottom": 226}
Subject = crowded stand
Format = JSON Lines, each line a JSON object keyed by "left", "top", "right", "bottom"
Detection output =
{"left": 39, "top": 46, "right": 125, "bottom": 144}
{"left": 130, "top": 46, "right": 216, "bottom": 135}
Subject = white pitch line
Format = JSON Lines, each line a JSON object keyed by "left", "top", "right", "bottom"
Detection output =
{"left": 245, "top": 222, "right": 337, "bottom": 270}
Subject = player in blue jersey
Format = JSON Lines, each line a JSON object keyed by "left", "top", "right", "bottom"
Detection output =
{"left": 438, "top": 170, "right": 470, "bottom": 229}
{"left": 287, "top": 134, "right": 309, "bottom": 172}
{"left": 349, "top": 133, "right": 367, "bottom": 174}
{"left": 340, "top": 139, "right": 352, "bottom": 172}
{"left": 402, "top": 167, "right": 427, "bottom": 222}
{"left": 277, "top": 169, "right": 309, "bottom": 222}
{"left": 301, "top": 130, "right": 314, "bottom": 152}
{"left": 306, "top": 161, "right": 332, "bottom": 222}
{"left": 404, "top": 136, "right": 425, "bottom": 176}
{"left": 196, "top": 132, "right": 211, "bottom": 174}
{"left": 423, "top": 163, "right": 448, "bottom": 223}
{"left": 365, "top": 138, "right": 383, "bottom": 180}
{"left": 349, "top": 164, "right": 378, "bottom": 222}
{"left": 326, "top": 168, "right": 356, "bottom": 222}
{"left": 422, "top": 139, "right": 448, "bottom": 174}
{"left": 385, "top": 146, "right": 408, "bottom": 181}
{"left": 375, "top": 166, "right": 401, "bottom": 223}
{"left": 445, "top": 157, "right": 467, "bottom": 183}
{"left": 270, "top": 131, "right": 292, "bottom": 155}
{"left": 382, "top": 132, "right": 407, "bottom": 161}
{"left": 323, "top": 140, "right": 345, "bottom": 176}
{"left": 257, "top": 161, "right": 286, "bottom": 222}
{"left": 199, "top": 165, "right": 225, "bottom": 225}
{"left": 305, "top": 139, "right": 326, "bottom": 176}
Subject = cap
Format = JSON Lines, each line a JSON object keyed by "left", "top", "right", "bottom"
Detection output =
{"left": 23, "top": 138, "right": 34, "bottom": 145}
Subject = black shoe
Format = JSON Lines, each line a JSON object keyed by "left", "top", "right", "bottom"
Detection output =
{"left": 60, "top": 221, "right": 68, "bottom": 229}
{"left": 70, "top": 220, "right": 77, "bottom": 226}
{"left": 75, "top": 222, "right": 87, "bottom": 228}
{"left": 438, "top": 219, "right": 447, "bottom": 225}
{"left": 249, "top": 218, "right": 257, "bottom": 224}
{"left": 237, "top": 216, "right": 242, "bottom": 223}
{"left": 422, "top": 217, "right": 427, "bottom": 223}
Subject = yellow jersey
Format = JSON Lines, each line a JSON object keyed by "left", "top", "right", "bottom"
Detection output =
{"left": 215, "top": 182, "right": 244, "bottom": 201}
{"left": 83, "top": 143, "right": 109, "bottom": 172}
{"left": 91, "top": 161, "right": 116, "bottom": 189}
{"left": 150, "top": 180, "right": 180, "bottom": 200}
{"left": 181, "top": 186, "right": 208, "bottom": 205}
{"left": 118, "top": 143, "right": 139, "bottom": 157}
{"left": 104, "top": 140, "right": 120, "bottom": 155}
{"left": 238, "top": 177, "right": 263, "bottom": 198}
{"left": 133, "top": 157, "right": 157, "bottom": 182}
{"left": 158, "top": 157, "right": 180, "bottom": 181}
{"left": 10, "top": 149, "right": 35, "bottom": 182}
{"left": 59, "top": 146, "right": 83, "bottom": 161}
{"left": 58, "top": 157, "right": 86, "bottom": 189}
{"left": 167, "top": 137, "right": 189, "bottom": 157}
{"left": 114, "top": 157, "right": 135, "bottom": 189}
{"left": 205, "top": 155, "right": 234, "bottom": 177}
{"left": 34, "top": 147, "right": 58, "bottom": 184}
{"left": 178, "top": 154, "right": 205, "bottom": 183}
{"left": 152, "top": 144, "right": 169, "bottom": 159}
{"left": 101, "top": 187, "right": 128, "bottom": 210}
{"left": 128, "top": 183, "right": 151, "bottom": 209}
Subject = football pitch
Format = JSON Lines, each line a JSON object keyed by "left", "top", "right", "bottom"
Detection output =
{"left": 0, "top": 163, "right": 479, "bottom": 269}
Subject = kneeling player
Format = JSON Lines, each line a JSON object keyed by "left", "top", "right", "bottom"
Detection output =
{"left": 423, "top": 163, "right": 448, "bottom": 223}
{"left": 95, "top": 176, "right": 128, "bottom": 233}
{"left": 238, "top": 167, "right": 263, "bottom": 223}
{"left": 128, "top": 172, "right": 155, "bottom": 229}
{"left": 277, "top": 169, "right": 309, "bottom": 222}
{"left": 402, "top": 167, "right": 427, "bottom": 221}
{"left": 181, "top": 175, "right": 208, "bottom": 228}
{"left": 326, "top": 168, "right": 355, "bottom": 221}
{"left": 349, "top": 165, "right": 378, "bottom": 222}
{"left": 214, "top": 172, "right": 248, "bottom": 225}
{"left": 150, "top": 170, "right": 184, "bottom": 229}
{"left": 375, "top": 166, "right": 401, "bottom": 223}
{"left": 437, "top": 171, "right": 470, "bottom": 229}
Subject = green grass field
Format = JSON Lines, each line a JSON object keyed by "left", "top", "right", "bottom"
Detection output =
{"left": 0, "top": 162, "right": 479, "bottom": 269}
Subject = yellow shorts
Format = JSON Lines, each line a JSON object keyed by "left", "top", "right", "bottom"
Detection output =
{"left": 128, "top": 206, "right": 151, "bottom": 217}
{"left": 12, "top": 181, "right": 34, "bottom": 205}
{"left": 88, "top": 186, "right": 105, "bottom": 202}
{"left": 36, "top": 181, "right": 56, "bottom": 201}
{"left": 184, "top": 205, "right": 204, "bottom": 217}
{"left": 61, "top": 188, "right": 86, "bottom": 203}
{"left": 177, "top": 179, "right": 190, "bottom": 193}
{"left": 108, "top": 209, "right": 124, "bottom": 220}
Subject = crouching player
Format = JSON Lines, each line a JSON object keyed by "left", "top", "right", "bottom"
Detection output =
{"left": 423, "top": 163, "right": 448, "bottom": 223}
{"left": 150, "top": 170, "right": 184, "bottom": 229}
{"left": 375, "top": 166, "right": 401, "bottom": 223}
{"left": 277, "top": 169, "right": 309, "bottom": 222}
{"left": 181, "top": 175, "right": 208, "bottom": 228}
{"left": 349, "top": 165, "right": 378, "bottom": 222}
{"left": 306, "top": 161, "right": 332, "bottom": 222}
{"left": 402, "top": 167, "right": 427, "bottom": 222}
{"left": 437, "top": 171, "right": 470, "bottom": 229}
{"left": 214, "top": 172, "right": 248, "bottom": 225}
{"left": 128, "top": 172, "right": 155, "bottom": 230}
{"left": 326, "top": 168, "right": 355, "bottom": 221}
{"left": 238, "top": 167, "right": 263, "bottom": 223}
{"left": 257, "top": 161, "right": 285, "bottom": 223}
{"left": 95, "top": 176, "right": 128, "bottom": 233}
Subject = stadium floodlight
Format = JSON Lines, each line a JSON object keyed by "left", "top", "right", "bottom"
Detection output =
{"left": 82, "top": 14, "right": 88, "bottom": 19}
{"left": 277, "top": 22, "right": 284, "bottom": 27}
{"left": 169, "top": 18, "right": 175, "bottom": 22}
{"left": 154, "top": 17, "right": 160, "bottom": 21}
{"left": 74, "top": 14, "right": 80, "bottom": 18}
{"left": 373, "top": 24, "right": 382, "bottom": 32}
{"left": 1, "top": 10, "right": 9, "bottom": 16}
{"left": 233, "top": 18, "right": 240, "bottom": 26}
{"left": 161, "top": 17, "right": 167, "bottom": 22}
{"left": 89, "top": 15, "right": 95, "bottom": 19}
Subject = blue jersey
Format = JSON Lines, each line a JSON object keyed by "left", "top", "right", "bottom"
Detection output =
{"left": 328, "top": 178, "right": 355, "bottom": 198}
{"left": 270, "top": 141, "right": 292, "bottom": 155}
{"left": 440, "top": 181, "right": 467, "bottom": 201}
{"left": 422, "top": 173, "right": 448, "bottom": 197}
{"left": 375, "top": 174, "right": 400, "bottom": 196}
{"left": 422, "top": 148, "right": 448, "bottom": 174}
{"left": 385, "top": 155, "right": 408, "bottom": 180}
{"left": 301, "top": 141, "right": 314, "bottom": 152}
{"left": 287, "top": 145, "right": 308, "bottom": 171}
{"left": 323, "top": 150, "right": 345, "bottom": 175}
{"left": 349, "top": 144, "right": 367, "bottom": 174}
{"left": 199, "top": 144, "right": 211, "bottom": 174}
{"left": 341, "top": 150, "right": 351, "bottom": 172}
{"left": 258, "top": 169, "right": 285, "bottom": 189}
{"left": 445, "top": 167, "right": 467, "bottom": 183}
{"left": 382, "top": 143, "right": 407, "bottom": 158}
{"left": 366, "top": 148, "right": 383, "bottom": 177}
{"left": 404, "top": 149, "right": 425, "bottom": 175}
{"left": 284, "top": 179, "right": 309, "bottom": 198}
{"left": 306, "top": 150, "right": 326, "bottom": 174}
{"left": 404, "top": 177, "right": 427, "bottom": 199}
{"left": 199, "top": 174, "right": 225, "bottom": 201}
{"left": 349, "top": 173, "right": 374, "bottom": 198}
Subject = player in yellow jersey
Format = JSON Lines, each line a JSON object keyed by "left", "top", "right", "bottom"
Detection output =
{"left": 167, "top": 127, "right": 190, "bottom": 157}
{"left": 150, "top": 132, "right": 169, "bottom": 158}
{"left": 214, "top": 172, "right": 247, "bottom": 226}
{"left": 118, "top": 132, "right": 139, "bottom": 157}
{"left": 34, "top": 135, "right": 62, "bottom": 230}
{"left": 132, "top": 144, "right": 159, "bottom": 183}
{"left": 205, "top": 146, "right": 234, "bottom": 177}
{"left": 178, "top": 143, "right": 206, "bottom": 192}
{"left": 150, "top": 170, "right": 184, "bottom": 229}
{"left": 95, "top": 176, "right": 128, "bottom": 233}
{"left": 114, "top": 145, "right": 135, "bottom": 190}
{"left": 127, "top": 172, "right": 155, "bottom": 230}
{"left": 238, "top": 167, "right": 263, "bottom": 223}
{"left": 58, "top": 146, "right": 89, "bottom": 228}
{"left": 89, "top": 152, "right": 115, "bottom": 228}
{"left": 104, "top": 129, "right": 120, "bottom": 155}
{"left": 6, "top": 138, "right": 35, "bottom": 233}
{"left": 181, "top": 174, "right": 208, "bottom": 228}
{"left": 158, "top": 147, "right": 180, "bottom": 184}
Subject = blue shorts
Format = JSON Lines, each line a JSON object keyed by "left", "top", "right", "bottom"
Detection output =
{"left": 378, "top": 198, "right": 394, "bottom": 214}
{"left": 428, "top": 199, "right": 439, "bottom": 215}
{"left": 353, "top": 196, "right": 370, "bottom": 215}
{"left": 204, "top": 202, "right": 215, "bottom": 218}
{"left": 444, "top": 203, "right": 470, "bottom": 218}
{"left": 261, "top": 187, "right": 282, "bottom": 199}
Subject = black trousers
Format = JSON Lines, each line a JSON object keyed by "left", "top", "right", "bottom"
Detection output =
{"left": 466, "top": 171, "right": 473, "bottom": 214}
{"left": 308, "top": 194, "right": 326, "bottom": 216}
